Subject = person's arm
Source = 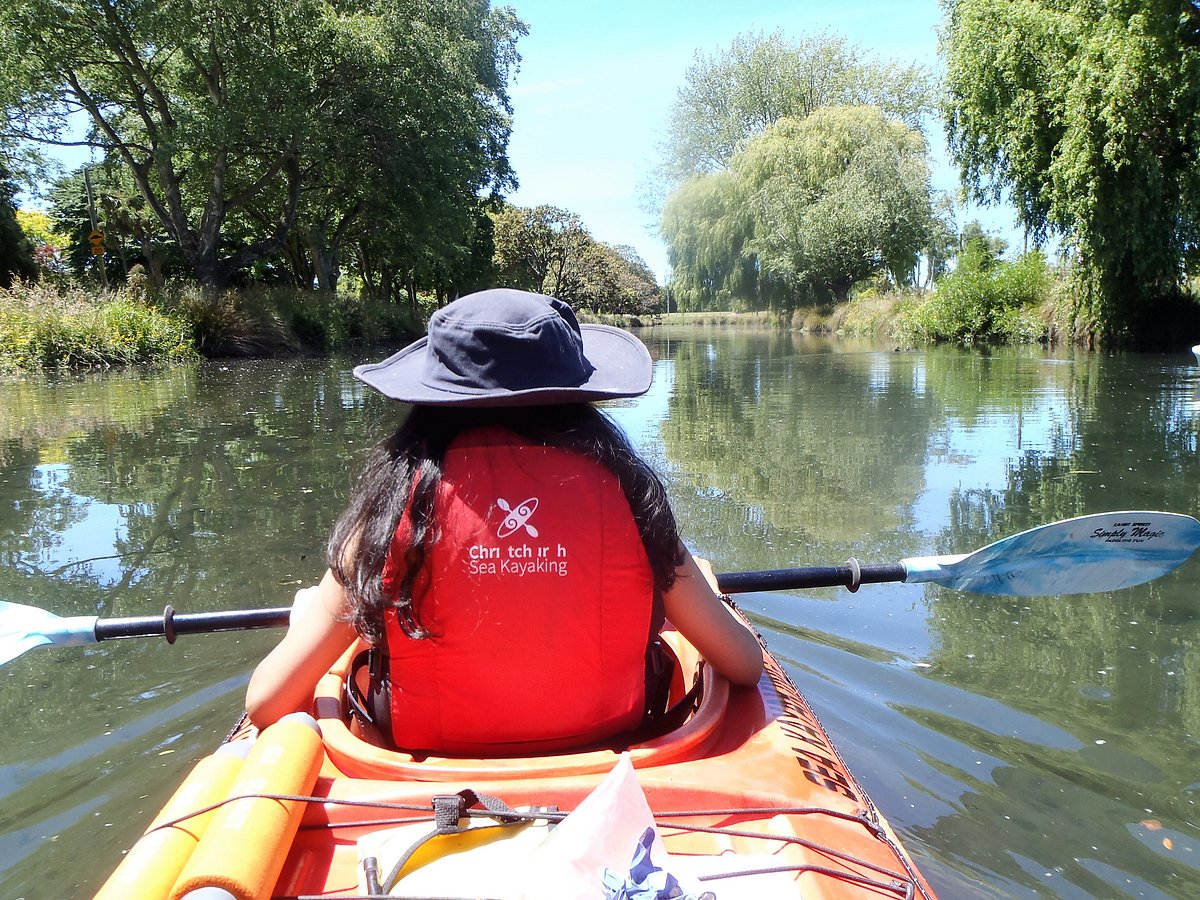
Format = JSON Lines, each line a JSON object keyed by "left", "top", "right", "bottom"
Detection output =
{"left": 245, "top": 568, "right": 359, "bottom": 727}
{"left": 662, "top": 548, "right": 764, "bottom": 686}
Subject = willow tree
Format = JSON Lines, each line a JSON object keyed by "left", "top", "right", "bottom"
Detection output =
{"left": 663, "top": 107, "right": 934, "bottom": 310}
{"left": 942, "top": 0, "right": 1200, "bottom": 346}
{"left": 660, "top": 172, "right": 756, "bottom": 311}
{"left": 660, "top": 30, "right": 935, "bottom": 186}
{"left": 1, "top": 0, "right": 522, "bottom": 289}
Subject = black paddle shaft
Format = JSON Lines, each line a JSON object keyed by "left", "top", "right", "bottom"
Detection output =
{"left": 83, "top": 562, "right": 905, "bottom": 646}
{"left": 717, "top": 562, "right": 907, "bottom": 594}
{"left": 92, "top": 562, "right": 909, "bottom": 645}
{"left": 93, "top": 605, "right": 291, "bottom": 643}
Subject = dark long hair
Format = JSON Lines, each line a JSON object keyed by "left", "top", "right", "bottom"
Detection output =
{"left": 328, "top": 404, "right": 683, "bottom": 643}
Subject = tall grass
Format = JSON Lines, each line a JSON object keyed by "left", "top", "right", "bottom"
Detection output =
{"left": 161, "top": 283, "right": 420, "bottom": 357}
{"left": 834, "top": 288, "right": 923, "bottom": 341}
{"left": 1, "top": 280, "right": 422, "bottom": 374}
{"left": 0, "top": 282, "right": 195, "bottom": 373}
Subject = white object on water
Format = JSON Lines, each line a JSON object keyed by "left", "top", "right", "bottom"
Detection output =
{"left": 1192, "top": 344, "right": 1200, "bottom": 365}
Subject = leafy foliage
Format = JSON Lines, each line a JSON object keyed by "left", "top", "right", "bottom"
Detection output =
{"left": 491, "top": 203, "right": 662, "bottom": 314}
{"left": 161, "top": 283, "right": 418, "bottom": 357}
{"left": 15, "top": 208, "right": 63, "bottom": 249}
{"left": 1, "top": 0, "right": 523, "bottom": 293}
{"left": 899, "top": 247, "right": 1051, "bottom": 345}
{"left": 660, "top": 30, "right": 935, "bottom": 185}
{"left": 0, "top": 161, "right": 35, "bottom": 287}
{"left": 942, "top": 0, "right": 1200, "bottom": 345}
{"left": 662, "top": 107, "right": 936, "bottom": 311}
{"left": 0, "top": 282, "right": 195, "bottom": 370}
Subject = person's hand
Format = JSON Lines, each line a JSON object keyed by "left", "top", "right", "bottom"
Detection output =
{"left": 289, "top": 584, "right": 321, "bottom": 627}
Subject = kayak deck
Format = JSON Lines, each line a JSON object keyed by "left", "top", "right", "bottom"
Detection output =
{"left": 97, "top": 615, "right": 937, "bottom": 899}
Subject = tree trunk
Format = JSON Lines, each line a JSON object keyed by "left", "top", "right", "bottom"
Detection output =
{"left": 283, "top": 235, "right": 314, "bottom": 289}
{"left": 311, "top": 242, "right": 339, "bottom": 293}
{"left": 139, "top": 241, "right": 165, "bottom": 289}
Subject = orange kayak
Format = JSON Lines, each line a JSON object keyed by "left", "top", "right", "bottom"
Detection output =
{"left": 95, "top": 611, "right": 937, "bottom": 899}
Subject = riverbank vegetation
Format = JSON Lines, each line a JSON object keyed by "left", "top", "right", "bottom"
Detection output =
{"left": 5, "top": 4, "right": 1200, "bottom": 371}
{"left": 942, "top": 0, "right": 1200, "bottom": 347}
{"left": 656, "top": 33, "right": 941, "bottom": 314}
{"left": 0, "top": 281, "right": 194, "bottom": 373}
{"left": 0, "top": 195, "right": 663, "bottom": 372}
{"left": 653, "top": 25, "right": 1200, "bottom": 349}
{"left": 0, "top": 0, "right": 660, "bottom": 373}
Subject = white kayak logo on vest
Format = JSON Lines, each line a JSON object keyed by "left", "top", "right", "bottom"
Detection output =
{"left": 464, "top": 496, "right": 567, "bottom": 577}
{"left": 497, "top": 497, "right": 539, "bottom": 538}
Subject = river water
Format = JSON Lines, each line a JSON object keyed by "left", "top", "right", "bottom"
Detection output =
{"left": 2, "top": 330, "right": 1199, "bottom": 898}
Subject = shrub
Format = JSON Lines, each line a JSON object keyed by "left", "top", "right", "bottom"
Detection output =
{"left": 899, "top": 251, "right": 1050, "bottom": 345}
{"left": 158, "top": 283, "right": 421, "bottom": 356}
{"left": 2, "top": 278, "right": 423, "bottom": 372}
{"left": 837, "top": 289, "right": 921, "bottom": 340}
{"left": 163, "top": 283, "right": 296, "bottom": 357}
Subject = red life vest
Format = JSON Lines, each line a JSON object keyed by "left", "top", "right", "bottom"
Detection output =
{"left": 377, "top": 425, "right": 659, "bottom": 754}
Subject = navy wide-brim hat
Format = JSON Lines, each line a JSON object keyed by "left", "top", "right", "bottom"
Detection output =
{"left": 353, "top": 289, "right": 653, "bottom": 406}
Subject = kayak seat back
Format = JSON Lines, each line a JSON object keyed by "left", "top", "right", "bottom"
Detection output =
{"left": 313, "top": 628, "right": 736, "bottom": 781}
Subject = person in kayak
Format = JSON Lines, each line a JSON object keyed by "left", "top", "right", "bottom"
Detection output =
{"left": 246, "top": 288, "right": 763, "bottom": 752}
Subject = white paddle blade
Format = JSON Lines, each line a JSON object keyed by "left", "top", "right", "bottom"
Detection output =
{"left": 902, "top": 511, "right": 1200, "bottom": 596}
{"left": 0, "top": 601, "right": 99, "bottom": 665}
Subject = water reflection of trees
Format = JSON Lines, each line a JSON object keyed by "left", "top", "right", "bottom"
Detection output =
{"left": 654, "top": 334, "right": 1200, "bottom": 874}
{"left": 657, "top": 336, "right": 936, "bottom": 572}
{"left": 0, "top": 360, "right": 396, "bottom": 740}
{"left": 0, "top": 360, "right": 408, "bottom": 894}
{"left": 925, "top": 354, "right": 1200, "bottom": 848}
{"left": 4, "top": 342, "right": 1199, "bottom": 894}
{"left": 904, "top": 704, "right": 1200, "bottom": 897}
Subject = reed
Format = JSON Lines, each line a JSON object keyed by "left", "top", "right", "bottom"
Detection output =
{"left": 0, "top": 282, "right": 195, "bottom": 373}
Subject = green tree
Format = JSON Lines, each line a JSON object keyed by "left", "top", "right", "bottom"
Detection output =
{"left": 660, "top": 171, "right": 757, "bottom": 311}
{"left": 663, "top": 107, "right": 935, "bottom": 310}
{"left": 605, "top": 244, "right": 662, "bottom": 314}
{"left": 942, "top": 0, "right": 1200, "bottom": 346}
{"left": 659, "top": 30, "right": 935, "bottom": 185}
{"left": 490, "top": 203, "right": 662, "bottom": 313}
{"left": 0, "top": 161, "right": 36, "bottom": 287}
{"left": 1, "top": 0, "right": 522, "bottom": 289}
{"left": 901, "top": 249, "right": 1050, "bottom": 345}
{"left": 571, "top": 241, "right": 661, "bottom": 315}
{"left": 491, "top": 203, "right": 590, "bottom": 297}
{"left": 287, "top": 3, "right": 523, "bottom": 298}
{"left": 958, "top": 221, "right": 1009, "bottom": 266}
{"left": 44, "top": 169, "right": 102, "bottom": 279}
{"left": 920, "top": 193, "right": 959, "bottom": 289}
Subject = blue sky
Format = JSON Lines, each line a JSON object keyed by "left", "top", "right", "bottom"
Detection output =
{"left": 503, "top": 0, "right": 1023, "bottom": 282}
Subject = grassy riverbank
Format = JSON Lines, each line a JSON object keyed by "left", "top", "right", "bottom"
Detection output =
{"left": 0, "top": 280, "right": 421, "bottom": 375}
{"left": 639, "top": 291, "right": 1066, "bottom": 347}
{"left": 0, "top": 282, "right": 195, "bottom": 373}
{"left": 646, "top": 252, "right": 1070, "bottom": 346}
{"left": 0, "top": 279, "right": 1067, "bottom": 375}
{"left": 7, "top": 252, "right": 1198, "bottom": 374}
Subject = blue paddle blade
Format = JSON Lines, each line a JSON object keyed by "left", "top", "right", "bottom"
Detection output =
{"left": 0, "top": 601, "right": 98, "bottom": 666}
{"left": 902, "top": 511, "right": 1200, "bottom": 596}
